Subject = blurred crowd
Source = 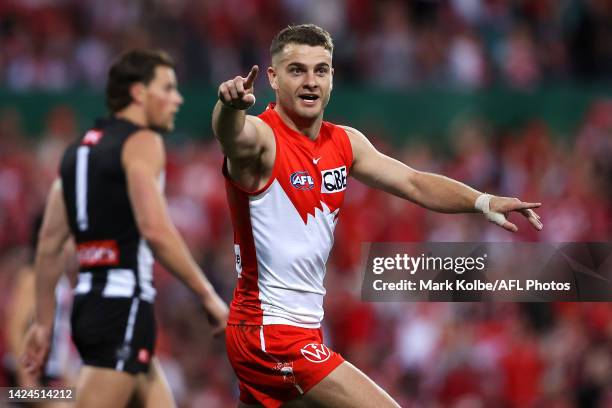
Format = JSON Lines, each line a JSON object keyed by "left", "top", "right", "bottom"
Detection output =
{"left": 0, "top": 94, "right": 610, "bottom": 406}
{"left": 1, "top": 0, "right": 612, "bottom": 90}
{"left": 1, "top": 0, "right": 612, "bottom": 406}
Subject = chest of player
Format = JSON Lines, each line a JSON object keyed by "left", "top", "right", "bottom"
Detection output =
{"left": 274, "top": 133, "right": 349, "bottom": 214}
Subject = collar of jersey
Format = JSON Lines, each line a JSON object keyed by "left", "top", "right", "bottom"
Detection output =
{"left": 266, "top": 103, "right": 324, "bottom": 147}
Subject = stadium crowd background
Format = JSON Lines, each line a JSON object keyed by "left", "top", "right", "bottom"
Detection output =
{"left": 0, "top": 0, "right": 611, "bottom": 407}
{"left": 1, "top": 0, "right": 612, "bottom": 89}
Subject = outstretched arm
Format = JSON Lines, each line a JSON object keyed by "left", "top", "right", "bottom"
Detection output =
{"left": 345, "top": 126, "right": 542, "bottom": 232}
{"left": 123, "top": 130, "right": 228, "bottom": 334}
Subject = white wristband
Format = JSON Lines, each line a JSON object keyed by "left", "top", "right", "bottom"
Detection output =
{"left": 475, "top": 193, "right": 507, "bottom": 226}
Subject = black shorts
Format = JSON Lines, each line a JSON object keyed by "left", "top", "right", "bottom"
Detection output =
{"left": 71, "top": 294, "right": 156, "bottom": 374}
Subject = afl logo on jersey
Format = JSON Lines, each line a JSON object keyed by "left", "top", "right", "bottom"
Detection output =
{"left": 290, "top": 171, "right": 315, "bottom": 190}
{"left": 321, "top": 166, "right": 347, "bottom": 193}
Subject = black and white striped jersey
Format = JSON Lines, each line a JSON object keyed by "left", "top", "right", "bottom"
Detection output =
{"left": 60, "top": 117, "right": 156, "bottom": 302}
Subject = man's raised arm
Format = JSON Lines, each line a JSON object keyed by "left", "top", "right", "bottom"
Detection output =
{"left": 345, "top": 126, "right": 543, "bottom": 233}
{"left": 213, "top": 65, "right": 268, "bottom": 160}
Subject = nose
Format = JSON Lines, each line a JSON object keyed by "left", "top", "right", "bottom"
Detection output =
{"left": 303, "top": 71, "right": 317, "bottom": 90}
{"left": 176, "top": 92, "right": 184, "bottom": 106}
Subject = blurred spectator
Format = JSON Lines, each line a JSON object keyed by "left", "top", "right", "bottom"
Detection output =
{"left": 1, "top": 1, "right": 611, "bottom": 407}
{"left": 2, "top": 0, "right": 610, "bottom": 90}
{"left": 1, "top": 94, "right": 608, "bottom": 407}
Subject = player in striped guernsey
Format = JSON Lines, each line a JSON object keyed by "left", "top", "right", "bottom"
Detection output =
{"left": 22, "top": 49, "right": 228, "bottom": 408}
{"left": 214, "top": 24, "right": 543, "bottom": 407}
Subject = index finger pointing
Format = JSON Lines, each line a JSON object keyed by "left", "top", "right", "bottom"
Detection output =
{"left": 244, "top": 65, "right": 259, "bottom": 88}
{"left": 522, "top": 202, "right": 541, "bottom": 208}
{"left": 509, "top": 201, "right": 541, "bottom": 211}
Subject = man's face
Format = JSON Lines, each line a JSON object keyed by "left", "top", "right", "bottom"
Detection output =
{"left": 268, "top": 44, "right": 333, "bottom": 122}
{"left": 143, "top": 66, "right": 183, "bottom": 132}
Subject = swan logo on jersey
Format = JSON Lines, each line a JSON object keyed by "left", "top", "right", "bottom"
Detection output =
{"left": 290, "top": 171, "right": 315, "bottom": 190}
{"left": 321, "top": 166, "right": 347, "bottom": 193}
{"left": 300, "top": 343, "right": 331, "bottom": 363}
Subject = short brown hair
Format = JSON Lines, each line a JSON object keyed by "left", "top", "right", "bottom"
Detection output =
{"left": 270, "top": 24, "right": 333, "bottom": 58}
{"left": 105, "top": 49, "right": 175, "bottom": 113}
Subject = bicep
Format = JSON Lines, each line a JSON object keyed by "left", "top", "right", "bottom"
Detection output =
{"left": 125, "top": 163, "right": 168, "bottom": 232}
{"left": 37, "top": 179, "right": 71, "bottom": 255}
{"left": 122, "top": 132, "right": 169, "bottom": 235}
{"left": 221, "top": 116, "right": 273, "bottom": 160}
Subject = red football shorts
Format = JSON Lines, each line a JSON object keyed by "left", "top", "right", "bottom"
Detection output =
{"left": 225, "top": 324, "right": 345, "bottom": 407}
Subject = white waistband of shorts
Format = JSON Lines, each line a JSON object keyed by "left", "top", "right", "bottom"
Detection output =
{"left": 262, "top": 315, "right": 321, "bottom": 329}
{"left": 74, "top": 270, "right": 155, "bottom": 303}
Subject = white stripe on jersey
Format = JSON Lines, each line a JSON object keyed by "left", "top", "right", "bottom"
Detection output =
{"left": 137, "top": 239, "right": 156, "bottom": 302}
{"left": 74, "top": 272, "right": 92, "bottom": 294}
{"left": 102, "top": 269, "right": 136, "bottom": 297}
{"left": 75, "top": 146, "right": 90, "bottom": 231}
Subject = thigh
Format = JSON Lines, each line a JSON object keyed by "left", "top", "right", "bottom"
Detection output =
{"left": 134, "top": 357, "right": 176, "bottom": 408}
{"left": 299, "top": 361, "right": 400, "bottom": 408}
{"left": 75, "top": 365, "right": 136, "bottom": 408}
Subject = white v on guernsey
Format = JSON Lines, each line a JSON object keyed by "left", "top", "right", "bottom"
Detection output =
{"left": 224, "top": 104, "right": 353, "bottom": 328}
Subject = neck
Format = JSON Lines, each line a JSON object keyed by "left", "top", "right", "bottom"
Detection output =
{"left": 115, "top": 105, "right": 147, "bottom": 128}
{"left": 274, "top": 104, "right": 323, "bottom": 140}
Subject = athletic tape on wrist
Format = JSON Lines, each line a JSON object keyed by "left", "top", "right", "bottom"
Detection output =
{"left": 475, "top": 193, "right": 507, "bottom": 226}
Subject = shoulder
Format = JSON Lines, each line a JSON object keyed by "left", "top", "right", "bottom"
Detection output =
{"left": 338, "top": 125, "right": 360, "bottom": 137}
{"left": 245, "top": 114, "right": 276, "bottom": 155}
{"left": 122, "top": 129, "right": 165, "bottom": 168}
{"left": 246, "top": 114, "right": 275, "bottom": 144}
{"left": 246, "top": 114, "right": 273, "bottom": 134}
{"left": 124, "top": 129, "right": 164, "bottom": 151}
{"left": 338, "top": 125, "right": 370, "bottom": 148}
{"left": 127, "top": 128, "right": 163, "bottom": 143}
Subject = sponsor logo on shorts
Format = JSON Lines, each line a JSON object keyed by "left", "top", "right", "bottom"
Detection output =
{"left": 321, "top": 166, "right": 347, "bottom": 194}
{"left": 77, "top": 240, "right": 119, "bottom": 267}
{"left": 290, "top": 171, "right": 315, "bottom": 190}
{"left": 273, "top": 362, "right": 296, "bottom": 383}
{"left": 138, "top": 349, "right": 150, "bottom": 364}
{"left": 300, "top": 343, "right": 331, "bottom": 363}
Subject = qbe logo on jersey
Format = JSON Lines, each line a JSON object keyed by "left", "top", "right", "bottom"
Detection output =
{"left": 300, "top": 343, "right": 331, "bottom": 363}
{"left": 290, "top": 171, "right": 315, "bottom": 190}
{"left": 321, "top": 166, "right": 347, "bottom": 194}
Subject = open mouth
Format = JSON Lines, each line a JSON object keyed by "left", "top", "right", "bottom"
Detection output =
{"left": 299, "top": 94, "right": 320, "bottom": 102}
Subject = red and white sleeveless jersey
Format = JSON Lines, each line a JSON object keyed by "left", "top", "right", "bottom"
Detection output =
{"left": 224, "top": 104, "right": 353, "bottom": 327}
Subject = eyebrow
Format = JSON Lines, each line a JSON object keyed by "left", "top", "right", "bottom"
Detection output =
{"left": 286, "top": 62, "right": 331, "bottom": 69}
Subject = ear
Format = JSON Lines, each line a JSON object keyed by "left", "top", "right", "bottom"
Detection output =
{"left": 267, "top": 66, "right": 278, "bottom": 91}
{"left": 129, "top": 82, "right": 147, "bottom": 105}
